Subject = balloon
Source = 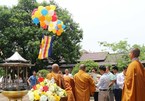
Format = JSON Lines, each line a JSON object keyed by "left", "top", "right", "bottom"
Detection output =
{"left": 32, "top": 8, "right": 38, "bottom": 15}
{"left": 57, "top": 24, "right": 62, "bottom": 29}
{"left": 49, "top": 10, "right": 54, "bottom": 16}
{"left": 56, "top": 30, "right": 61, "bottom": 36}
{"left": 52, "top": 15, "right": 57, "bottom": 22}
{"left": 57, "top": 20, "right": 61, "bottom": 24}
{"left": 31, "top": 15, "right": 35, "bottom": 19}
{"left": 31, "top": 5, "right": 65, "bottom": 36}
{"left": 40, "top": 21, "right": 46, "bottom": 27}
{"left": 39, "top": 16, "right": 45, "bottom": 22}
{"left": 49, "top": 22, "right": 54, "bottom": 28}
{"left": 44, "top": 20, "right": 50, "bottom": 25}
{"left": 33, "top": 18, "right": 39, "bottom": 25}
{"left": 43, "top": 25, "right": 47, "bottom": 29}
{"left": 45, "top": 15, "right": 52, "bottom": 22}
{"left": 59, "top": 28, "right": 64, "bottom": 33}
{"left": 41, "top": 9, "right": 48, "bottom": 16}
{"left": 34, "top": 11, "right": 41, "bottom": 18}
{"left": 55, "top": 26, "right": 58, "bottom": 30}
{"left": 48, "top": 27, "right": 53, "bottom": 31}
{"left": 50, "top": 5, "right": 56, "bottom": 10}
{"left": 46, "top": 6, "right": 51, "bottom": 10}
{"left": 38, "top": 6, "right": 44, "bottom": 12}
{"left": 54, "top": 11, "right": 57, "bottom": 15}
{"left": 52, "top": 29, "right": 56, "bottom": 33}
{"left": 62, "top": 25, "right": 66, "bottom": 29}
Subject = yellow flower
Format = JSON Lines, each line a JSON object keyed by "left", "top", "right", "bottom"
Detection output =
{"left": 40, "top": 82, "right": 45, "bottom": 86}
{"left": 34, "top": 90, "right": 38, "bottom": 96}
{"left": 34, "top": 94, "right": 40, "bottom": 100}
{"left": 55, "top": 95, "right": 60, "bottom": 101}
{"left": 41, "top": 91, "right": 46, "bottom": 95}
{"left": 36, "top": 84, "right": 40, "bottom": 89}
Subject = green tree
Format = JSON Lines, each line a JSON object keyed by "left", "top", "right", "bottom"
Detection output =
{"left": 0, "top": 0, "right": 83, "bottom": 70}
{"left": 72, "top": 60, "right": 98, "bottom": 75}
{"left": 99, "top": 40, "right": 145, "bottom": 70}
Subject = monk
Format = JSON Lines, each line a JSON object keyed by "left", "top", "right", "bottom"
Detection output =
{"left": 74, "top": 64, "right": 96, "bottom": 101}
{"left": 46, "top": 64, "right": 64, "bottom": 88}
{"left": 64, "top": 76, "right": 75, "bottom": 101}
{"left": 122, "top": 48, "right": 145, "bottom": 101}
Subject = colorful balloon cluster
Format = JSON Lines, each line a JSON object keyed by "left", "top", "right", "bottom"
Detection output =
{"left": 32, "top": 5, "right": 66, "bottom": 36}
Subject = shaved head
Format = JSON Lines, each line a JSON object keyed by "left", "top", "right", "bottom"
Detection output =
{"left": 129, "top": 48, "right": 140, "bottom": 59}
{"left": 79, "top": 64, "right": 86, "bottom": 71}
{"left": 52, "top": 64, "right": 59, "bottom": 73}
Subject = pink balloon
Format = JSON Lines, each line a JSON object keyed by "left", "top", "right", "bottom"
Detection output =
{"left": 32, "top": 8, "right": 38, "bottom": 15}
{"left": 54, "top": 11, "right": 57, "bottom": 15}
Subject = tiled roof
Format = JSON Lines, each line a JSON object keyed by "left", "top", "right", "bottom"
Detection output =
{"left": 79, "top": 52, "right": 108, "bottom": 61}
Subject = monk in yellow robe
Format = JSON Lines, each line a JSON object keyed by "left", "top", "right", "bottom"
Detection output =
{"left": 74, "top": 64, "right": 96, "bottom": 101}
{"left": 122, "top": 48, "right": 145, "bottom": 101}
{"left": 64, "top": 76, "right": 75, "bottom": 101}
{"left": 46, "top": 64, "right": 64, "bottom": 88}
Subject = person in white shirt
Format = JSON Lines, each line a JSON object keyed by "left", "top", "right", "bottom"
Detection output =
{"left": 64, "top": 69, "right": 73, "bottom": 78}
{"left": 116, "top": 67, "right": 127, "bottom": 101}
{"left": 106, "top": 66, "right": 116, "bottom": 101}
{"left": 91, "top": 68, "right": 101, "bottom": 101}
{"left": 97, "top": 65, "right": 110, "bottom": 101}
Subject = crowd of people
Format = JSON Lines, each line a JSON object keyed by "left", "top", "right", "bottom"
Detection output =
{"left": 27, "top": 48, "right": 145, "bottom": 101}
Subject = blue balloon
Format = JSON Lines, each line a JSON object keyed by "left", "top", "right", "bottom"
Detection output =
{"left": 33, "top": 18, "right": 39, "bottom": 25}
{"left": 41, "top": 9, "right": 48, "bottom": 16}
{"left": 57, "top": 20, "right": 61, "bottom": 24}
{"left": 62, "top": 25, "right": 66, "bottom": 29}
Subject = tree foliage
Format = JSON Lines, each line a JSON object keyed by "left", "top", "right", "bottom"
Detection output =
{"left": 37, "top": 69, "right": 49, "bottom": 78}
{"left": 0, "top": 0, "right": 83, "bottom": 70}
{"left": 99, "top": 40, "right": 145, "bottom": 70}
{"left": 72, "top": 60, "right": 98, "bottom": 75}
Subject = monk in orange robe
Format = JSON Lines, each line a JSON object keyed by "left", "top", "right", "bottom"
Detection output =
{"left": 122, "top": 48, "right": 145, "bottom": 101}
{"left": 64, "top": 76, "right": 75, "bottom": 101}
{"left": 74, "top": 64, "right": 96, "bottom": 101}
{"left": 46, "top": 64, "right": 64, "bottom": 88}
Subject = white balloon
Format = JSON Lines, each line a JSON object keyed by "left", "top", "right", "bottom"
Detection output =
{"left": 49, "top": 10, "right": 54, "bottom": 16}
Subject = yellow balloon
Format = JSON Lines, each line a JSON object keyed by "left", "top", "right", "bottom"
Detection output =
{"left": 52, "top": 29, "right": 56, "bottom": 33}
{"left": 31, "top": 15, "right": 35, "bottom": 19}
{"left": 46, "top": 6, "right": 51, "bottom": 10}
{"left": 50, "top": 5, "right": 56, "bottom": 10}
{"left": 49, "top": 22, "right": 54, "bottom": 27}
{"left": 59, "top": 28, "right": 64, "bottom": 33}
{"left": 38, "top": 6, "right": 44, "bottom": 12}
{"left": 48, "top": 27, "right": 53, "bottom": 31}
{"left": 34, "top": 11, "right": 41, "bottom": 18}
{"left": 61, "top": 21, "right": 64, "bottom": 25}
{"left": 45, "top": 15, "right": 52, "bottom": 22}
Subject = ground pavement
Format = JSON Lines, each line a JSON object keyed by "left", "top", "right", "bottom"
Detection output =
{"left": 0, "top": 94, "right": 94, "bottom": 101}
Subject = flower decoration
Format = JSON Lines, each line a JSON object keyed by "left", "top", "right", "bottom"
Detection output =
{"left": 28, "top": 79, "right": 67, "bottom": 101}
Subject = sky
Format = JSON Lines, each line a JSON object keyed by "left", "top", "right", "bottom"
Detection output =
{"left": 0, "top": 0, "right": 145, "bottom": 52}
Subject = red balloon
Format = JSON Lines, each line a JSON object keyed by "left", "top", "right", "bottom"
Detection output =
{"left": 43, "top": 25, "right": 48, "bottom": 29}
{"left": 52, "top": 15, "right": 57, "bottom": 22}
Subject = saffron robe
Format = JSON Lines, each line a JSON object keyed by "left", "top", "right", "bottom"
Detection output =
{"left": 64, "top": 76, "right": 75, "bottom": 101}
{"left": 46, "top": 72, "right": 63, "bottom": 88}
{"left": 74, "top": 70, "right": 95, "bottom": 101}
{"left": 122, "top": 60, "right": 145, "bottom": 101}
